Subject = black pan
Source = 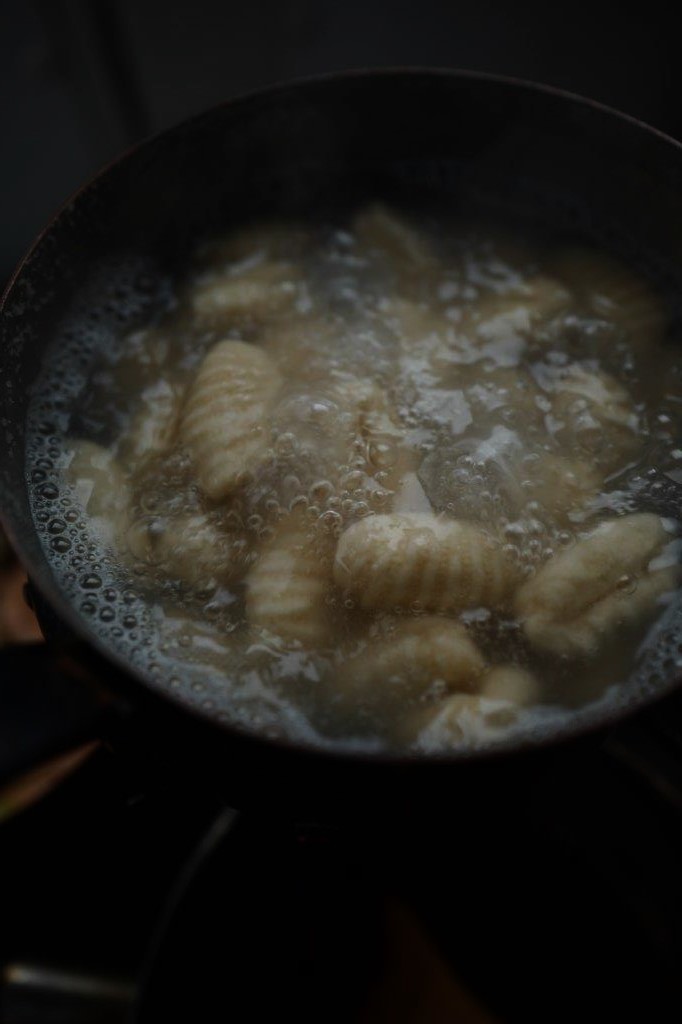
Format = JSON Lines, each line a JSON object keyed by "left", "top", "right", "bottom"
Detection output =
{"left": 3, "top": 68, "right": 682, "bottom": 812}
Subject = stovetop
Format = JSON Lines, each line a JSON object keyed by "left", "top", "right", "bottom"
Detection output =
{"left": 1, "top": 551, "right": 682, "bottom": 1022}
{"left": 1, "top": 703, "right": 682, "bottom": 1024}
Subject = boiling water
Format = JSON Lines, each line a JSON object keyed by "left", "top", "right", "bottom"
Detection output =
{"left": 26, "top": 207, "right": 682, "bottom": 753}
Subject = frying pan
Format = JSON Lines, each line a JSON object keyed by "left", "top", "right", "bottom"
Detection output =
{"left": 2, "top": 68, "right": 682, "bottom": 812}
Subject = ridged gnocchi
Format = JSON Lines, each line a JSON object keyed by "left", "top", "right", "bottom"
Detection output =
{"left": 515, "top": 513, "right": 679, "bottom": 657}
{"left": 334, "top": 512, "right": 520, "bottom": 613}
{"left": 246, "top": 522, "right": 334, "bottom": 646}
{"left": 191, "top": 259, "right": 304, "bottom": 321}
{"left": 180, "top": 340, "right": 282, "bottom": 501}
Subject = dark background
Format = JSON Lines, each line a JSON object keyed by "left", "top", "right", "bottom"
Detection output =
{"left": 2, "top": 0, "right": 681, "bottom": 286}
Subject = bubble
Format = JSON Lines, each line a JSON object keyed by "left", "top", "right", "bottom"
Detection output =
{"left": 38, "top": 482, "right": 59, "bottom": 500}
{"left": 616, "top": 574, "right": 638, "bottom": 595}
{"left": 370, "top": 489, "right": 390, "bottom": 509}
{"left": 366, "top": 442, "right": 393, "bottom": 468}
{"left": 50, "top": 536, "right": 71, "bottom": 553}
{"left": 99, "top": 606, "right": 115, "bottom": 622}
{"left": 310, "top": 479, "right": 334, "bottom": 503}
{"left": 275, "top": 432, "right": 297, "bottom": 456}
{"left": 80, "top": 573, "right": 102, "bottom": 590}
{"left": 319, "top": 510, "right": 342, "bottom": 533}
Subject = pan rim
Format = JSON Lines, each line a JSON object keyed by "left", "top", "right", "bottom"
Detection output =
{"left": 3, "top": 65, "right": 682, "bottom": 768}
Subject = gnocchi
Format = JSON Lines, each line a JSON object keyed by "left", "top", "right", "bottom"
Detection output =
{"left": 515, "top": 513, "right": 679, "bottom": 657}
{"left": 191, "top": 259, "right": 304, "bottom": 321}
{"left": 180, "top": 340, "right": 282, "bottom": 501}
{"left": 480, "top": 664, "right": 541, "bottom": 706}
{"left": 246, "top": 521, "right": 334, "bottom": 646}
{"left": 334, "top": 513, "right": 520, "bottom": 613}
{"left": 41, "top": 206, "right": 680, "bottom": 754}
{"left": 336, "top": 616, "right": 485, "bottom": 699}
{"left": 332, "top": 616, "right": 485, "bottom": 737}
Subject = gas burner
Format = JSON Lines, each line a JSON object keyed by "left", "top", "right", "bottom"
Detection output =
{"left": 2, "top": 540, "right": 682, "bottom": 1021}
{"left": 1, "top": 710, "right": 682, "bottom": 1022}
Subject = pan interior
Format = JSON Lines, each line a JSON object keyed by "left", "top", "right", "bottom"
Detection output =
{"left": 7, "top": 72, "right": 682, "bottom": 759}
{"left": 24, "top": 191, "right": 682, "bottom": 757}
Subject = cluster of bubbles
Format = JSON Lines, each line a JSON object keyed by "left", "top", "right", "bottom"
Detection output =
{"left": 25, "top": 261, "right": 180, "bottom": 683}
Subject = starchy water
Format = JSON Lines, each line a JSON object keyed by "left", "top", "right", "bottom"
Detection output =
{"left": 26, "top": 206, "right": 682, "bottom": 752}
